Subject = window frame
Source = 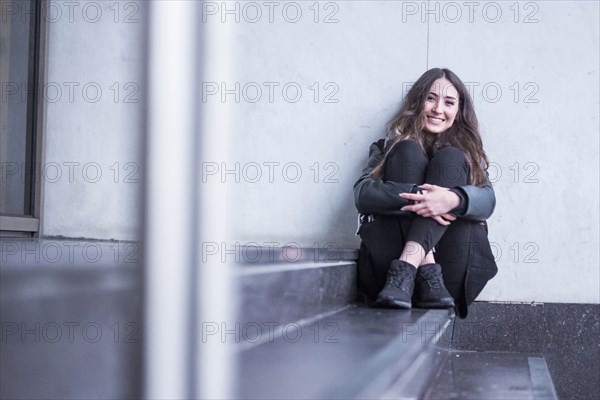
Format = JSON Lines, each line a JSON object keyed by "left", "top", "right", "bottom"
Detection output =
{"left": 0, "top": 0, "right": 48, "bottom": 237}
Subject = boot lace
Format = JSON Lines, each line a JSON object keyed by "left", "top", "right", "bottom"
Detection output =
{"left": 425, "top": 275, "right": 444, "bottom": 289}
{"left": 388, "top": 270, "right": 413, "bottom": 291}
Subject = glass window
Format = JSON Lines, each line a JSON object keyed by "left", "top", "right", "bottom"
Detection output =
{"left": 1, "top": 0, "right": 41, "bottom": 225}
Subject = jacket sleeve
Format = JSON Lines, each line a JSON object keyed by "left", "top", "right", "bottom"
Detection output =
{"left": 453, "top": 172, "right": 496, "bottom": 221}
{"left": 353, "top": 140, "right": 496, "bottom": 221}
{"left": 353, "top": 141, "right": 417, "bottom": 216}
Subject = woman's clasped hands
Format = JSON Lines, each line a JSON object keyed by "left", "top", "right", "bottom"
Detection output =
{"left": 400, "top": 183, "right": 460, "bottom": 226}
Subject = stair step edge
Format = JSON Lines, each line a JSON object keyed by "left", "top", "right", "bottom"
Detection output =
{"left": 529, "top": 356, "right": 559, "bottom": 400}
{"left": 235, "top": 260, "right": 355, "bottom": 276}
{"left": 323, "top": 309, "right": 452, "bottom": 399}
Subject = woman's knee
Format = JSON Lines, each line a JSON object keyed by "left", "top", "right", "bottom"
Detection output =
{"left": 385, "top": 140, "right": 428, "bottom": 182}
{"left": 388, "top": 139, "right": 425, "bottom": 162}
{"left": 431, "top": 146, "right": 466, "bottom": 164}
{"left": 426, "top": 146, "right": 470, "bottom": 186}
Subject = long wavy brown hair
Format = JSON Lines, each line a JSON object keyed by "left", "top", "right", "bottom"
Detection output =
{"left": 371, "top": 68, "right": 490, "bottom": 186}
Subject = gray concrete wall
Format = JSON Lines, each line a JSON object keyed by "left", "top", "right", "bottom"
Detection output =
{"left": 203, "top": 1, "right": 599, "bottom": 304}
{"left": 41, "top": 0, "right": 145, "bottom": 240}
{"left": 39, "top": 1, "right": 599, "bottom": 304}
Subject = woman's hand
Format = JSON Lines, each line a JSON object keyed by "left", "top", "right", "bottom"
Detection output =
{"left": 399, "top": 183, "right": 460, "bottom": 226}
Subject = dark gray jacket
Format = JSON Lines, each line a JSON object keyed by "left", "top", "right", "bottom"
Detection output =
{"left": 354, "top": 141, "right": 495, "bottom": 221}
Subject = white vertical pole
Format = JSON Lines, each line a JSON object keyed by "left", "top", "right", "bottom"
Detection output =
{"left": 144, "top": 1, "right": 199, "bottom": 398}
{"left": 196, "top": 6, "right": 236, "bottom": 399}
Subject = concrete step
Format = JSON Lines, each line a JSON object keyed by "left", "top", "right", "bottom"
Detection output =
{"left": 423, "top": 351, "right": 558, "bottom": 400}
{"left": 235, "top": 304, "right": 454, "bottom": 399}
{"left": 234, "top": 259, "right": 357, "bottom": 347}
{"left": 0, "top": 239, "right": 143, "bottom": 400}
{"left": 0, "top": 239, "right": 358, "bottom": 399}
{"left": 2, "top": 239, "right": 560, "bottom": 400}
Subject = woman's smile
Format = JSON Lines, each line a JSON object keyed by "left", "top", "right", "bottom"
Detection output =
{"left": 426, "top": 115, "right": 445, "bottom": 124}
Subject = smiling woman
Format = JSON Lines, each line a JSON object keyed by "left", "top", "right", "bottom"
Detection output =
{"left": 354, "top": 68, "right": 497, "bottom": 318}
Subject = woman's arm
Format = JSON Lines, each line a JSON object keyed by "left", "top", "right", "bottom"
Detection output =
{"left": 452, "top": 173, "right": 496, "bottom": 221}
{"left": 353, "top": 140, "right": 417, "bottom": 215}
{"left": 354, "top": 140, "right": 496, "bottom": 221}
{"left": 400, "top": 177, "right": 496, "bottom": 222}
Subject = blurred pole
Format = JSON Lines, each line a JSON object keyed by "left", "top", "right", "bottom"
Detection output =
{"left": 144, "top": 1, "right": 199, "bottom": 398}
{"left": 145, "top": 1, "right": 235, "bottom": 399}
{"left": 195, "top": 3, "right": 236, "bottom": 398}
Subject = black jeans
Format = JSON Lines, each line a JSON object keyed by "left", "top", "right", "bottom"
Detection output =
{"left": 384, "top": 139, "right": 470, "bottom": 255}
{"left": 378, "top": 140, "right": 474, "bottom": 303}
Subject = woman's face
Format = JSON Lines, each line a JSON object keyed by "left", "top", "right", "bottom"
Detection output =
{"left": 422, "top": 77, "right": 459, "bottom": 134}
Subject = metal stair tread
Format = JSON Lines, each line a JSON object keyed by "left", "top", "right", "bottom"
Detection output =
{"left": 236, "top": 305, "right": 453, "bottom": 399}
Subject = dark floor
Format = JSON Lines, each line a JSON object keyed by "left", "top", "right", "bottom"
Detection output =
{"left": 424, "top": 351, "right": 556, "bottom": 400}
{"left": 449, "top": 302, "right": 600, "bottom": 400}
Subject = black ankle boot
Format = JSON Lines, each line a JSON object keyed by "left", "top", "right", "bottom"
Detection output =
{"left": 374, "top": 260, "right": 417, "bottom": 309}
{"left": 413, "top": 263, "right": 455, "bottom": 309}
